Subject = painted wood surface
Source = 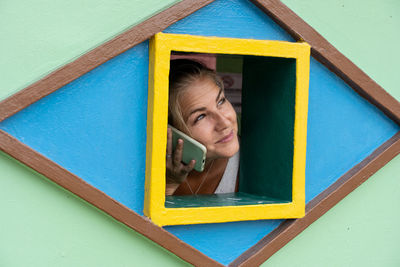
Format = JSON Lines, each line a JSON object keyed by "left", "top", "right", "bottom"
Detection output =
{"left": 0, "top": 0, "right": 180, "bottom": 101}
{"left": 0, "top": 152, "right": 190, "bottom": 267}
{"left": 1, "top": 0, "right": 399, "bottom": 264}
{"left": 1, "top": 42, "right": 150, "bottom": 214}
{"left": 165, "top": 192, "right": 291, "bottom": 208}
{"left": 281, "top": 0, "right": 400, "bottom": 102}
{"left": 164, "top": 0, "right": 293, "bottom": 41}
{"left": 0, "top": 0, "right": 214, "bottom": 122}
{"left": 145, "top": 32, "right": 308, "bottom": 225}
{"left": 241, "top": 56, "right": 296, "bottom": 200}
{"left": 263, "top": 153, "right": 400, "bottom": 267}
{"left": 0, "top": 0, "right": 398, "bottom": 266}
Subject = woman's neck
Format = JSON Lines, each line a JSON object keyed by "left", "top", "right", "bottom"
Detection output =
{"left": 204, "top": 158, "right": 215, "bottom": 169}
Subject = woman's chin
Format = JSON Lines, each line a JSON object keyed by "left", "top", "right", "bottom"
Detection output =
{"left": 227, "top": 144, "right": 240, "bottom": 157}
{"left": 226, "top": 138, "right": 240, "bottom": 155}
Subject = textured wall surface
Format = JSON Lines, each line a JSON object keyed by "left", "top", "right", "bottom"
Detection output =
{"left": 282, "top": 0, "right": 400, "bottom": 101}
{"left": 0, "top": 1, "right": 188, "bottom": 266}
{"left": 0, "top": 0, "right": 179, "bottom": 100}
{"left": 0, "top": 152, "right": 190, "bottom": 267}
{"left": 263, "top": 151, "right": 400, "bottom": 267}
{"left": 262, "top": 0, "right": 400, "bottom": 266}
{"left": 0, "top": 0, "right": 399, "bottom": 266}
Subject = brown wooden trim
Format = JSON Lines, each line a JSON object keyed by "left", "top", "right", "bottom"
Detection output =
{"left": 0, "top": 130, "right": 223, "bottom": 267}
{"left": 250, "top": 0, "right": 400, "bottom": 125}
{"left": 230, "top": 131, "right": 400, "bottom": 266}
{"left": 0, "top": 0, "right": 215, "bottom": 122}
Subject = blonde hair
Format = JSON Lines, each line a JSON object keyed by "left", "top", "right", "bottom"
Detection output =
{"left": 168, "top": 59, "right": 224, "bottom": 135}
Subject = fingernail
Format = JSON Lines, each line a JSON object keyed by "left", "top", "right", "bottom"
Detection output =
{"left": 178, "top": 139, "right": 183, "bottom": 144}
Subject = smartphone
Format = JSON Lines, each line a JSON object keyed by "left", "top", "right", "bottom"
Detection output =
{"left": 169, "top": 125, "right": 207, "bottom": 172}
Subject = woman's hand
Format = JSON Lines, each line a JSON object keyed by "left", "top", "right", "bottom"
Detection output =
{"left": 166, "top": 128, "right": 195, "bottom": 195}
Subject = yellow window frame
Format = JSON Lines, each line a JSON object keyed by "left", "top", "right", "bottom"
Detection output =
{"left": 144, "top": 32, "right": 310, "bottom": 226}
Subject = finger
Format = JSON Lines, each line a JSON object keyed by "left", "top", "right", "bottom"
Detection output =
{"left": 183, "top": 159, "right": 196, "bottom": 173}
{"left": 173, "top": 139, "right": 183, "bottom": 166}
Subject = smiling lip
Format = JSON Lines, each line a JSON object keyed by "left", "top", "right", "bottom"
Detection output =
{"left": 216, "top": 130, "right": 234, "bottom": 144}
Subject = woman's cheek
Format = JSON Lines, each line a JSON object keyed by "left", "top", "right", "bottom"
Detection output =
{"left": 194, "top": 126, "right": 212, "bottom": 145}
{"left": 190, "top": 126, "right": 205, "bottom": 143}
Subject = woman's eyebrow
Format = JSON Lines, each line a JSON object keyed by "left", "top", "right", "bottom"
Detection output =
{"left": 189, "top": 107, "right": 206, "bottom": 116}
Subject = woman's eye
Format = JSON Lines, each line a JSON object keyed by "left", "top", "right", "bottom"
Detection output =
{"left": 217, "top": 97, "right": 226, "bottom": 106}
{"left": 195, "top": 114, "right": 205, "bottom": 122}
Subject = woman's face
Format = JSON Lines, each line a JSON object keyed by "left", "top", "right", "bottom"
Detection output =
{"left": 179, "top": 77, "right": 239, "bottom": 160}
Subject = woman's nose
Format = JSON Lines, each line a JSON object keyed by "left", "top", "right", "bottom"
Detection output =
{"left": 215, "top": 112, "right": 230, "bottom": 130}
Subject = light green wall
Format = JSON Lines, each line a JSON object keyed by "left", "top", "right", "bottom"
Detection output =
{"left": 0, "top": 152, "right": 190, "bottom": 267}
{"left": 0, "top": 0, "right": 179, "bottom": 100}
{"left": 0, "top": 0, "right": 399, "bottom": 266}
{"left": 263, "top": 154, "right": 400, "bottom": 267}
{"left": 281, "top": 0, "right": 400, "bottom": 101}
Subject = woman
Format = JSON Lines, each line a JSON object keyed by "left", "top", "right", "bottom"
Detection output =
{"left": 166, "top": 59, "right": 240, "bottom": 195}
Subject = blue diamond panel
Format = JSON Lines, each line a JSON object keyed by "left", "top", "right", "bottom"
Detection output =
{"left": 1, "top": 42, "right": 149, "bottom": 215}
{"left": 1, "top": 0, "right": 398, "bottom": 265}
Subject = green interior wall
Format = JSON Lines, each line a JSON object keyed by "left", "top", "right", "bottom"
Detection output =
{"left": 240, "top": 56, "right": 296, "bottom": 200}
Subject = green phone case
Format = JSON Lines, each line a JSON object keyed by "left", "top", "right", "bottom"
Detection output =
{"left": 169, "top": 125, "right": 207, "bottom": 172}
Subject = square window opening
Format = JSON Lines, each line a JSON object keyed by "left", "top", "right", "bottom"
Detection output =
{"left": 165, "top": 52, "right": 296, "bottom": 208}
